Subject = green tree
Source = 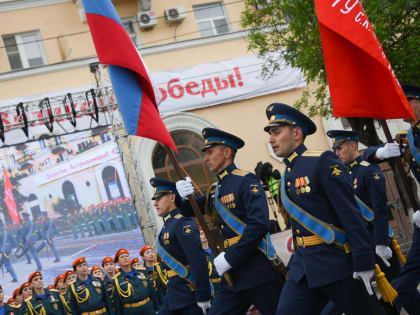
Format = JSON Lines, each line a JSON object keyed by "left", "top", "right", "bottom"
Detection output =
{"left": 241, "top": 0, "right": 420, "bottom": 146}
{"left": 52, "top": 197, "right": 81, "bottom": 216}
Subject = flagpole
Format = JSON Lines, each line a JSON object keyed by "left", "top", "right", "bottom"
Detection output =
{"left": 380, "top": 120, "right": 418, "bottom": 210}
{"left": 164, "top": 146, "right": 234, "bottom": 286}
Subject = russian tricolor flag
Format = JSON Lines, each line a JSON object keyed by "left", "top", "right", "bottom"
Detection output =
{"left": 82, "top": 0, "right": 176, "bottom": 151}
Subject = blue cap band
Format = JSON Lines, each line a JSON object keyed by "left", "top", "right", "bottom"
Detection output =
{"left": 206, "top": 136, "right": 239, "bottom": 150}
{"left": 270, "top": 114, "right": 309, "bottom": 135}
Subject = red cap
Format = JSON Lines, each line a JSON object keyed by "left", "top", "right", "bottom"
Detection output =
{"left": 90, "top": 265, "right": 102, "bottom": 275}
{"left": 102, "top": 256, "right": 113, "bottom": 267}
{"left": 12, "top": 288, "right": 20, "bottom": 299}
{"left": 114, "top": 248, "right": 129, "bottom": 263}
{"left": 198, "top": 225, "right": 203, "bottom": 231}
{"left": 140, "top": 245, "right": 152, "bottom": 257}
{"left": 72, "top": 256, "right": 86, "bottom": 269}
{"left": 63, "top": 270, "right": 75, "bottom": 283}
{"left": 54, "top": 274, "right": 64, "bottom": 288}
{"left": 7, "top": 298, "right": 14, "bottom": 305}
{"left": 46, "top": 284, "right": 55, "bottom": 290}
{"left": 28, "top": 271, "right": 42, "bottom": 283}
{"left": 115, "top": 267, "right": 119, "bottom": 274}
{"left": 19, "top": 282, "right": 30, "bottom": 292}
{"left": 130, "top": 257, "right": 139, "bottom": 267}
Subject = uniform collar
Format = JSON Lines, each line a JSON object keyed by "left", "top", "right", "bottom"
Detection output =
{"left": 347, "top": 155, "right": 363, "bottom": 168}
{"left": 283, "top": 143, "right": 307, "bottom": 168}
{"left": 163, "top": 208, "right": 180, "bottom": 222}
{"left": 217, "top": 163, "right": 237, "bottom": 181}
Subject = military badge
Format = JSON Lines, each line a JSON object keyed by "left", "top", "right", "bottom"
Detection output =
{"left": 183, "top": 225, "right": 193, "bottom": 236}
{"left": 250, "top": 184, "right": 261, "bottom": 196}
{"left": 373, "top": 173, "right": 381, "bottom": 180}
{"left": 330, "top": 165, "right": 342, "bottom": 177}
{"left": 143, "top": 280, "right": 149, "bottom": 287}
{"left": 92, "top": 281, "right": 101, "bottom": 287}
{"left": 267, "top": 105, "right": 274, "bottom": 112}
{"left": 53, "top": 303, "right": 59, "bottom": 311}
{"left": 353, "top": 178, "right": 358, "bottom": 189}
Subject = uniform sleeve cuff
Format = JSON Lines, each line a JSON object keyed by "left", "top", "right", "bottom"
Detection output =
{"left": 194, "top": 288, "right": 211, "bottom": 302}
{"left": 224, "top": 248, "right": 243, "bottom": 268}
{"left": 352, "top": 251, "right": 375, "bottom": 272}
{"left": 374, "top": 234, "right": 389, "bottom": 246}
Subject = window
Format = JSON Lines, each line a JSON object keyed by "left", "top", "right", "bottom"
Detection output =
{"left": 122, "top": 17, "right": 142, "bottom": 47}
{"left": 152, "top": 130, "right": 217, "bottom": 193}
{"left": 2, "top": 31, "right": 47, "bottom": 70}
{"left": 193, "top": 2, "right": 230, "bottom": 37}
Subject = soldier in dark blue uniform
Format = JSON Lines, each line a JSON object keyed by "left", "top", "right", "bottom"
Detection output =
{"left": 263, "top": 103, "right": 380, "bottom": 314}
{"left": 328, "top": 130, "right": 400, "bottom": 277}
{"left": 150, "top": 178, "right": 211, "bottom": 315}
{"left": 176, "top": 128, "right": 283, "bottom": 315}
{"left": 36, "top": 212, "right": 61, "bottom": 263}
{"left": 112, "top": 248, "right": 158, "bottom": 314}
{"left": 0, "top": 220, "right": 18, "bottom": 282}
{"left": 16, "top": 213, "right": 42, "bottom": 271}
{"left": 26, "top": 271, "right": 65, "bottom": 314}
{"left": 364, "top": 84, "right": 420, "bottom": 314}
{"left": 68, "top": 256, "right": 113, "bottom": 315}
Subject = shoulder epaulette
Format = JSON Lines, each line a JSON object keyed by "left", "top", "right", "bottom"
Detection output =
{"left": 174, "top": 214, "right": 183, "bottom": 219}
{"left": 232, "top": 169, "right": 249, "bottom": 176}
{"left": 360, "top": 161, "right": 370, "bottom": 166}
{"left": 48, "top": 288, "right": 59, "bottom": 292}
{"left": 112, "top": 272, "right": 121, "bottom": 280}
{"left": 25, "top": 297, "right": 32, "bottom": 302}
{"left": 302, "top": 150, "right": 324, "bottom": 157}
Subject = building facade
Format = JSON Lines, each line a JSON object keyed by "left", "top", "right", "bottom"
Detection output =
{"left": 0, "top": 0, "right": 414, "bottom": 244}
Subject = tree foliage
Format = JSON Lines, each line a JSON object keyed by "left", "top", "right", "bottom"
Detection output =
{"left": 241, "top": 0, "right": 420, "bottom": 145}
{"left": 52, "top": 197, "right": 81, "bottom": 216}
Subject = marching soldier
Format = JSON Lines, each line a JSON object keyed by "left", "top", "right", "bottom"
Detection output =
{"left": 36, "top": 212, "right": 61, "bottom": 263}
{"left": 54, "top": 275, "right": 66, "bottom": 295}
{"left": 102, "top": 257, "right": 116, "bottom": 314}
{"left": 263, "top": 103, "right": 380, "bottom": 314}
{"left": 328, "top": 130, "right": 400, "bottom": 278}
{"left": 176, "top": 128, "right": 283, "bottom": 314}
{"left": 112, "top": 248, "right": 158, "bottom": 314}
{"left": 140, "top": 245, "right": 167, "bottom": 307}
{"left": 0, "top": 219, "right": 18, "bottom": 282}
{"left": 58, "top": 273, "right": 71, "bottom": 315}
{"left": 68, "top": 257, "right": 113, "bottom": 315}
{"left": 364, "top": 84, "right": 420, "bottom": 314}
{"left": 17, "top": 213, "right": 42, "bottom": 271}
{"left": 150, "top": 178, "right": 211, "bottom": 315}
{"left": 62, "top": 270, "right": 76, "bottom": 291}
{"left": 26, "top": 271, "right": 65, "bottom": 314}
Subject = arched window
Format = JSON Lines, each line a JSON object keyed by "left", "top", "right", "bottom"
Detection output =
{"left": 152, "top": 130, "right": 216, "bottom": 193}
{"left": 102, "top": 166, "right": 125, "bottom": 201}
{"left": 62, "top": 181, "right": 79, "bottom": 203}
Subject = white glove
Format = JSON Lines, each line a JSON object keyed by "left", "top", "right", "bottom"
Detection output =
{"left": 197, "top": 300, "right": 211, "bottom": 314}
{"left": 376, "top": 142, "right": 400, "bottom": 160}
{"left": 175, "top": 177, "right": 194, "bottom": 199}
{"left": 353, "top": 270, "right": 374, "bottom": 295}
{"left": 413, "top": 210, "right": 420, "bottom": 229}
{"left": 214, "top": 252, "right": 232, "bottom": 275}
{"left": 375, "top": 245, "right": 392, "bottom": 267}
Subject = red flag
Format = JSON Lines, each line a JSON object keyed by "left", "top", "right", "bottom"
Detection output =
{"left": 314, "top": 0, "right": 415, "bottom": 120}
{"left": 3, "top": 168, "right": 20, "bottom": 224}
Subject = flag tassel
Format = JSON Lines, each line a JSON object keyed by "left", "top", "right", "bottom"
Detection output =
{"left": 392, "top": 239, "right": 406, "bottom": 265}
{"left": 374, "top": 264, "right": 398, "bottom": 305}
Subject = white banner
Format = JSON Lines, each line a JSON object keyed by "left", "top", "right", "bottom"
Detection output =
{"left": 35, "top": 142, "right": 120, "bottom": 185}
{"left": 154, "top": 54, "right": 306, "bottom": 114}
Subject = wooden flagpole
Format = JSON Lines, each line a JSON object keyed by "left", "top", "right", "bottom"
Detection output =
{"left": 164, "top": 146, "right": 233, "bottom": 286}
{"left": 380, "top": 120, "right": 418, "bottom": 210}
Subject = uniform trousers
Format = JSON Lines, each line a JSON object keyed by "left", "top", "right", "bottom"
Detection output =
{"left": 158, "top": 302, "right": 204, "bottom": 315}
{"left": 276, "top": 276, "right": 384, "bottom": 315}
{"left": 208, "top": 279, "right": 282, "bottom": 315}
{"left": 392, "top": 225, "right": 420, "bottom": 315}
